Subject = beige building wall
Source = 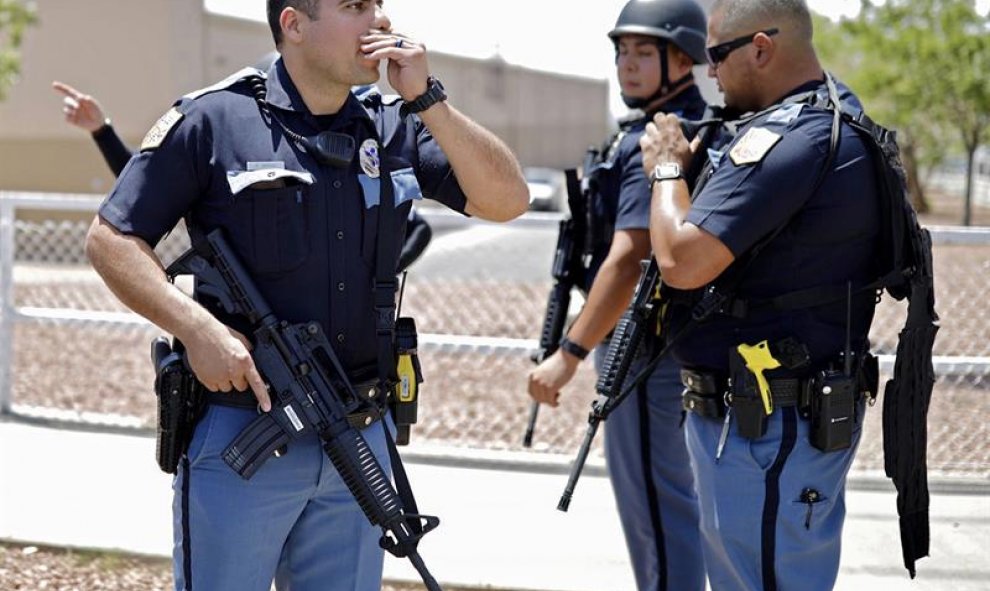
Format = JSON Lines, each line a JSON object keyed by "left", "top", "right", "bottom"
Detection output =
{"left": 0, "top": 2, "right": 608, "bottom": 195}
{"left": 381, "top": 53, "right": 610, "bottom": 170}
{"left": 203, "top": 13, "right": 276, "bottom": 83}
{"left": 0, "top": 0, "right": 206, "bottom": 194}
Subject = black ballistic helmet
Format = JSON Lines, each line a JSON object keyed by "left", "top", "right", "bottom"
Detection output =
{"left": 608, "top": 0, "right": 708, "bottom": 65}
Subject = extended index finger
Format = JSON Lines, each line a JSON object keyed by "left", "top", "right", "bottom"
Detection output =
{"left": 245, "top": 365, "right": 271, "bottom": 412}
{"left": 51, "top": 81, "right": 82, "bottom": 100}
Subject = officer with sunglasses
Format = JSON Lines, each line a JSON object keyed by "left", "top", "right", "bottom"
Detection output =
{"left": 640, "top": 0, "right": 882, "bottom": 589}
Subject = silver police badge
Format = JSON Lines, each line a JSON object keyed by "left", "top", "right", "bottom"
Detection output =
{"left": 359, "top": 138, "right": 380, "bottom": 179}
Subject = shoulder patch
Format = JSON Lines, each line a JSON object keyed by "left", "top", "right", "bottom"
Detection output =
{"left": 140, "top": 108, "right": 184, "bottom": 151}
{"left": 729, "top": 127, "right": 782, "bottom": 166}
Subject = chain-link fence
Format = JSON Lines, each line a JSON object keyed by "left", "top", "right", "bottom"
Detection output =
{"left": 1, "top": 193, "right": 988, "bottom": 479}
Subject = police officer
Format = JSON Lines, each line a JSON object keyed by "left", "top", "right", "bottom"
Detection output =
{"left": 641, "top": 0, "right": 881, "bottom": 588}
{"left": 528, "top": 1, "right": 708, "bottom": 589}
{"left": 84, "top": 1, "right": 528, "bottom": 590}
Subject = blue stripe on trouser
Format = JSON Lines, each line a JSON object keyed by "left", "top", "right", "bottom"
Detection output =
{"left": 685, "top": 399, "right": 865, "bottom": 590}
{"left": 598, "top": 349, "right": 706, "bottom": 591}
{"left": 637, "top": 378, "right": 668, "bottom": 591}
{"left": 180, "top": 456, "right": 192, "bottom": 590}
{"left": 172, "top": 405, "right": 392, "bottom": 591}
{"left": 761, "top": 407, "right": 798, "bottom": 591}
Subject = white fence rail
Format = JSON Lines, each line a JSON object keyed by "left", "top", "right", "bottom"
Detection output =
{"left": 2, "top": 192, "right": 989, "bottom": 476}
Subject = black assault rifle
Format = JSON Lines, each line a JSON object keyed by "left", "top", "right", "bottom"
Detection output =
{"left": 558, "top": 259, "right": 660, "bottom": 510}
{"left": 166, "top": 229, "right": 443, "bottom": 591}
{"left": 522, "top": 153, "right": 593, "bottom": 447}
{"left": 557, "top": 114, "right": 728, "bottom": 510}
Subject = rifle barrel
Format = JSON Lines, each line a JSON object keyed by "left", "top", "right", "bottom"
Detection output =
{"left": 557, "top": 420, "right": 600, "bottom": 512}
{"left": 522, "top": 401, "right": 540, "bottom": 447}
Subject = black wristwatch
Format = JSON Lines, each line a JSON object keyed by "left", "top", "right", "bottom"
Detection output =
{"left": 558, "top": 337, "right": 590, "bottom": 361}
{"left": 403, "top": 76, "right": 447, "bottom": 115}
{"left": 650, "top": 162, "right": 684, "bottom": 188}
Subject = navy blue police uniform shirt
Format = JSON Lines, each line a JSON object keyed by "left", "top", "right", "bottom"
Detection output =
{"left": 584, "top": 85, "right": 707, "bottom": 290}
{"left": 670, "top": 80, "right": 881, "bottom": 373}
{"left": 100, "top": 58, "right": 467, "bottom": 372}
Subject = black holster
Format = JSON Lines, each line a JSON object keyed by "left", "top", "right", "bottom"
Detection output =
{"left": 728, "top": 348, "right": 768, "bottom": 439}
{"left": 152, "top": 337, "right": 204, "bottom": 474}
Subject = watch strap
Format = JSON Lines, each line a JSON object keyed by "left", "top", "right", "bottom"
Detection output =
{"left": 403, "top": 76, "right": 446, "bottom": 115}
{"left": 559, "top": 337, "right": 590, "bottom": 360}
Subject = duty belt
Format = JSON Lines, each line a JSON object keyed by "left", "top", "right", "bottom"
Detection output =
{"left": 205, "top": 378, "right": 385, "bottom": 430}
{"left": 680, "top": 369, "right": 804, "bottom": 419}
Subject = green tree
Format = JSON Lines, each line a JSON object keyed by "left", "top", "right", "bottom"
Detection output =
{"left": 813, "top": 10, "right": 939, "bottom": 212}
{"left": 0, "top": 0, "right": 37, "bottom": 101}
{"left": 813, "top": 0, "right": 989, "bottom": 222}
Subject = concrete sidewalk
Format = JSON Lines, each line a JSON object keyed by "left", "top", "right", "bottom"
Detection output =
{"left": 1, "top": 418, "right": 987, "bottom": 590}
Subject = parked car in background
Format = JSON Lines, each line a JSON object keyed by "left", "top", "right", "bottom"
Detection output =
{"left": 524, "top": 167, "right": 567, "bottom": 212}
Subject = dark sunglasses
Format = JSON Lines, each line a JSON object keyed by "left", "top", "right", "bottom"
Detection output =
{"left": 706, "top": 28, "right": 779, "bottom": 67}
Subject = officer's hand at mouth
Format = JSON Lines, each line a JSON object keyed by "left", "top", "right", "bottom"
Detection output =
{"left": 640, "top": 113, "right": 698, "bottom": 176}
{"left": 360, "top": 30, "right": 430, "bottom": 103}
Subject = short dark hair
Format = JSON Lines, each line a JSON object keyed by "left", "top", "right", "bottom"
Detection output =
{"left": 713, "top": 0, "right": 814, "bottom": 41}
{"left": 267, "top": 0, "right": 321, "bottom": 47}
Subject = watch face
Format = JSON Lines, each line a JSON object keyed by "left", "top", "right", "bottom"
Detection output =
{"left": 654, "top": 163, "right": 681, "bottom": 180}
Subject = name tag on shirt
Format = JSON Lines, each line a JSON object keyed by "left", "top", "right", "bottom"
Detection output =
{"left": 247, "top": 161, "right": 286, "bottom": 171}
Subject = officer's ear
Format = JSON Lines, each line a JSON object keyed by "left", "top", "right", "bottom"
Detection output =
{"left": 667, "top": 45, "right": 694, "bottom": 80}
{"left": 279, "top": 7, "right": 306, "bottom": 46}
{"left": 752, "top": 31, "right": 775, "bottom": 68}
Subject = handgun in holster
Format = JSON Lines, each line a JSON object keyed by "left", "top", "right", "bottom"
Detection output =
{"left": 391, "top": 317, "right": 423, "bottom": 446}
{"left": 152, "top": 336, "right": 205, "bottom": 474}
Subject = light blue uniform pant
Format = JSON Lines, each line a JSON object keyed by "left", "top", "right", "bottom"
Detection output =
{"left": 172, "top": 405, "right": 392, "bottom": 591}
{"left": 685, "top": 401, "right": 865, "bottom": 591}
{"left": 597, "top": 348, "right": 706, "bottom": 591}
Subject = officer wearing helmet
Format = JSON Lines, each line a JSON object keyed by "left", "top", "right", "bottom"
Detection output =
{"left": 528, "top": 1, "right": 709, "bottom": 589}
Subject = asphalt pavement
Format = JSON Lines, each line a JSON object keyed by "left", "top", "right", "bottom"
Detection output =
{"left": 1, "top": 418, "right": 987, "bottom": 591}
